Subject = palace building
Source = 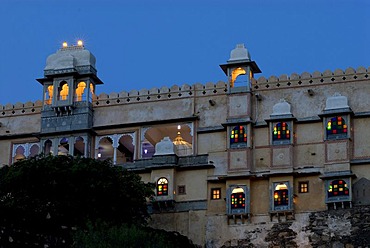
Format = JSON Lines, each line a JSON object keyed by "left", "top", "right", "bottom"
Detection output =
{"left": 1, "top": 43, "right": 370, "bottom": 247}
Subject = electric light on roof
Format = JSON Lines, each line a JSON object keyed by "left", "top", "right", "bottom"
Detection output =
{"left": 62, "top": 41, "right": 68, "bottom": 48}
{"left": 77, "top": 40, "right": 83, "bottom": 46}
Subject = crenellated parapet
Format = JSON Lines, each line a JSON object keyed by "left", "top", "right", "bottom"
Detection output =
{"left": 93, "top": 81, "right": 227, "bottom": 107}
{"left": 252, "top": 66, "right": 370, "bottom": 91}
{"left": 0, "top": 100, "right": 42, "bottom": 117}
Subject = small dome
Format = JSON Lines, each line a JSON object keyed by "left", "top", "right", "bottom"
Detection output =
{"left": 271, "top": 99, "right": 292, "bottom": 117}
{"left": 44, "top": 46, "right": 97, "bottom": 72}
{"left": 228, "top": 44, "right": 251, "bottom": 62}
{"left": 173, "top": 132, "right": 192, "bottom": 156}
{"left": 324, "top": 93, "right": 349, "bottom": 111}
{"left": 154, "top": 137, "right": 175, "bottom": 156}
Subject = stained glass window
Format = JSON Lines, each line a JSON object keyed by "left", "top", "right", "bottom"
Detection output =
{"left": 326, "top": 116, "right": 347, "bottom": 138}
{"left": 328, "top": 179, "right": 349, "bottom": 198}
{"left": 274, "top": 183, "right": 289, "bottom": 206}
{"left": 231, "top": 188, "right": 245, "bottom": 209}
{"left": 157, "top": 177, "right": 168, "bottom": 196}
{"left": 273, "top": 122, "right": 290, "bottom": 141}
{"left": 230, "top": 126, "right": 247, "bottom": 144}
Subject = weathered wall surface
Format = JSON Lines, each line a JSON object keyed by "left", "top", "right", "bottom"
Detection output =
{"left": 252, "top": 67, "right": 370, "bottom": 122}
{"left": 149, "top": 210, "right": 207, "bottom": 246}
{"left": 206, "top": 206, "right": 370, "bottom": 248}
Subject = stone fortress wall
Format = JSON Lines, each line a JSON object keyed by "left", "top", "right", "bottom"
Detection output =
{"left": 1, "top": 66, "right": 368, "bottom": 117}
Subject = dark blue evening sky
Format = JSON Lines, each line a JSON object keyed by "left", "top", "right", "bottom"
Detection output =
{"left": 0, "top": 0, "right": 369, "bottom": 105}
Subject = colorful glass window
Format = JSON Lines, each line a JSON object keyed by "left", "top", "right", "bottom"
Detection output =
{"left": 157, "top": 177, "right": 168, "bottom": 196}
{"left": 230, "top": 126, "right": 247, "bottom": 144}
{"left": 328, "top": 179, "right": 349, "bottom": 198}
{"left": 231, "top": 188, "right": 245, "bottom": 209}
{"left": 273, "top": 122, "right": 290, "bottom": 141}
{"left": 326, "top": 116, "right": 347, "bottom": 137}
{"left": 274, "top": 183, "right": 289, "bottom": 206}
{"left": 211, "top": 188, "right": 221, "bottom": 200}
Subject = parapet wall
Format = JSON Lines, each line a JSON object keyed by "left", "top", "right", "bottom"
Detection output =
{"left": 0, "top": 101, "right": 43, "bottom": 117}
{"left": 252, "top": 66, "right": 370, "bottom": 91}
{"left": 93, "top": 82, "right": 228, "bottom": 108}
{"left": 1, "top": 66, "right": 369, "bottom": 117}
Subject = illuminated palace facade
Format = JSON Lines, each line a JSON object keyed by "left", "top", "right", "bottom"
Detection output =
{"left": 1, "top": 43, "right": 370, "bottom": 247}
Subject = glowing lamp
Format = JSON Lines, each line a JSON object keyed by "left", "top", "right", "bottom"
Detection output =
{"left": 62, "top": 42, "right": 68, "bottom": 48}
{"left": 77, "top": 40, "right": 83, "bottom": 46}
{"left": 97, "top": 152, "right": 102, "bottom": 158}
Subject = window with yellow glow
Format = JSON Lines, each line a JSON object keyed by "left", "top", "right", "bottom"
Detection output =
{"left": 299, "top": 182, "right": 309, "bottom": 193}
{"left": 211, "top": 188, "right": 221, "bottom": 200}
{"left": 231, "top": 188, "right": 245, "bottom": 209}
{"left": 273, "top": 122, "right": 290, "bottom": 141}
{"left": 230, "top": 67, "right": 246, "bottom": 87}
{"left": 274, "top": 183, "right": 289, "bottom": 206}
{"left": 45, "top": 85, "right": 53, "bottom": 105}
{"left": 230, "top": 126, "right": 247, "bottom": 145}
{"left": 328, "top": 179, "right": 349, "bottom": 198}
{"left": 157, "top": 177, "right": 168, "bottom": 196}
{"left": 326, "top": 116, "right": 347, "bottom": 138}
{"left": 90, "top": 83, "right": 94, "bottom": 95}
{"left": 75, "top": 82, "right": 86, "bottom": 101}
{"left": 59, "top": 81, "right": 69, "bottom": 100}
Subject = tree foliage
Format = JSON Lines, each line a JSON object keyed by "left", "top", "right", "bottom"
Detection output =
{"left": 0, "top": 155, "right": 154, "bottom": 247}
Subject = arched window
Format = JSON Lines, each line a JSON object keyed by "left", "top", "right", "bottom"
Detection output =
{"left": 97, "top": 136, "right": 114, "bottom": 160}
{"left": 231, "top": 188, "right": 245, "bottom": 209}
{"left": 45, "top": 85, "right": 54, "bottom": 105}
{"left": 44, "top": 140, "right": 53, "bottom": 155}
{"left": 74, "top": 137, "right": 85, "bottom": 157}
{"left": 117, "top": 135, "right": 134, "bottom": 163}
{"left": 230, "top": 67, "right": 247, "bottom": 88}
{"left": 157, "top": 177, "right": 168, "bottom": 196}
{"left": 14, "top": 145, "right": 26, "bottom": 162}
{"left": 274, "top": 183, "right": 289, "bottom": 206}
{"left": 230, "top": 126, "right": 247, "bottom": 145}
{"left": 75, "top": 82, "right": 86, "bottom": 101}
{"left": 58, "top": 137, "right": 69, "bottom": 156}
{"left": 29, "top": 144, "right": 40, "bottom": 158}
{"left": 328, "top": 179, "right": 349, "bottom": 198}
{"left": 326, "top": 116, "right": 347, "bottom": 138}
{"left": 273, "top": 122, "right": 290, "bottom": 141}
{"left": 59, "top": 81, "right": 69, "bottom": 100}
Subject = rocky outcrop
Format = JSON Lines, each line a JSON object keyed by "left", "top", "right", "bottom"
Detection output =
{"left": 308, "top": 207, "right": 370, "bottom": 248}
{"left": 215, "top": 206, "right": 370, "bottom": 248}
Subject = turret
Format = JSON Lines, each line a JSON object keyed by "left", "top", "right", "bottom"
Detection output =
{"left": 36, "top": 41, "right": 103, "bottom": 157}
{"left": 220, "top": 44, "right": 261, "bottom": 92}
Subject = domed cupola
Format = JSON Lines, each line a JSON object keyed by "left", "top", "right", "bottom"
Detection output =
{"left": 220, "top": 43, "right": 261, "bottom": 91}
{"left": 228, "top": 43, "right": 251, "bottom": 62}
{"left": 173, "top": 131, "right": 192, "bottom": 156}
{"left": 37, "top": 41, "right": 103, "bottom": 115}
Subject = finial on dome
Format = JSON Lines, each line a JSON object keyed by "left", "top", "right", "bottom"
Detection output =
{"left": 228, "top": 43, "right": 251, "bottom": 62}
